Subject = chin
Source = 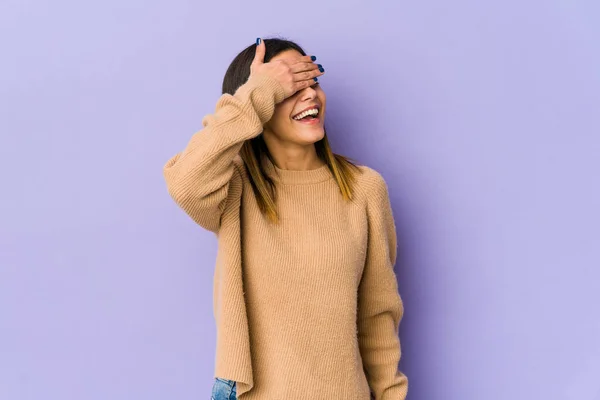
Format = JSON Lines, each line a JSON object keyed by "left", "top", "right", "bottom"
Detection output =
{"left": 296, "top": 128, "right": 325, "bottom": 144}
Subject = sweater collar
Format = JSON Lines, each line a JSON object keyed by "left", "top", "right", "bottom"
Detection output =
{"left": 263, "top": 158, "right": 333, "bottom": 185}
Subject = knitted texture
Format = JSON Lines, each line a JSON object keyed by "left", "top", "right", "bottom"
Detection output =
{"left": 163, "top": 73, "right": 408, "bottom": 399}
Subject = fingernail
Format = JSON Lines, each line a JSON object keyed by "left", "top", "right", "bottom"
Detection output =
{"left": 256, "top": 38, "right": 261, "bottom": 45}
{"left": 318, "top": 66, "right": 324, "bottom": 73}
{"left": 311, "top": 55, "right": 317, "bottom": 61}
{"left": 314, "top": 77, "right": 318, "bottom": 82}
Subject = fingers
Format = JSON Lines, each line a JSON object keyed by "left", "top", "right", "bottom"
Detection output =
{"left": 288, "top": 55, "right": 319, "bottom": 71}
{"left": 293, "top": 78, "right": 319, "bottom": 92}
{"left": 289, "top": 56, "right": 324, "bottom": 79}
{"left": 249, "top": 42, "right": 323, "bottom": 96}
{"left": 289, "top": 61, "right": 320, "bottom": 74}
{"left": 291, "top": 66, "right": 324, "bottom": 83}
{"left": 252, "top": 37, "right": 265, "bottom": 66}
{"left": 294, "top": 55, "right": 318, "bottom": 64}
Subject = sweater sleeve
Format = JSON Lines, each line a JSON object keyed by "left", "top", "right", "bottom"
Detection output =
{"left": 162, "top": 73, "right": 286, "bottom": 233}
{"left": 357, "top": 171, "right": 408, "bottom": 400}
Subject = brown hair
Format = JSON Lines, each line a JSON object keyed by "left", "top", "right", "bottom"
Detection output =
{"left": 222, "top": 37, "right": 362, "bottom": 223}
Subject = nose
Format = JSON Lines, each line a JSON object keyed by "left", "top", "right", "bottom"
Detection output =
{"left": 299, "top": 85, "right": 317, "bottom": 101}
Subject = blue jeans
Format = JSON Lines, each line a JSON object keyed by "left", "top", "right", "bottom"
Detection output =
{"left": 211, "top": 377, "right": 237, "bottom": 400}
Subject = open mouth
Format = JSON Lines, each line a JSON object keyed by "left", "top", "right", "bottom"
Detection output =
{"left": 292, "top": 107, "right": 320, "bottom": 124}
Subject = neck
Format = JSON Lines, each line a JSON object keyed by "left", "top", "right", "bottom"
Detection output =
{"left": 262, "top": 137, "right": 324, "bottom": 171}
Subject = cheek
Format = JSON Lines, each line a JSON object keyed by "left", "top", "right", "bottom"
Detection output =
{"left": 317, "top": 90, "right": 327, "bottom": 114}
{"left": 318, "top": 91, "right": 326, "bottom": 105}
{"left": 270, "top": 102, "right": 295, "bottom": 126}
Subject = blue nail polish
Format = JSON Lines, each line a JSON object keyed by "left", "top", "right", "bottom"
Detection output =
{"left": 311, "top": 55, "right": 317, "bottom": 61}
{"left": 256, "top": 38, "right": 261, "bottom": 45}
{"left": 314, "top": 77, "right": 318, "bottom": 82}
{"left": 319, "top": 66, "right": 324, "bottom": 73}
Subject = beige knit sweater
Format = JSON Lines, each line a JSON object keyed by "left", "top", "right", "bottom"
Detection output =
{"left": 163, "top": 73, "right": 408, "bottom": 399}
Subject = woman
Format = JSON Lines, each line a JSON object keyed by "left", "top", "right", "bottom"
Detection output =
{"left": 163, "top": 37, "right": 408, "bottom": 400}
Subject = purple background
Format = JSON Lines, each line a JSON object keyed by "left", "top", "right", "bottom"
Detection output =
{"left": 1, "top": 1, "right": 599, "bottom": 399}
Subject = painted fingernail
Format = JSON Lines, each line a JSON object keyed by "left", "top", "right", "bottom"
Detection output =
{"left": 314, "top": 77, "right": 318, "bottom": 82}
{"left": 311, "top": 55, "right": 317, "bottom": 61}
{"left": 256, "top": 38, "right": 261, "bottom": 45}
{"left": 318, "top": 66, "right": 325, "bottom": 73}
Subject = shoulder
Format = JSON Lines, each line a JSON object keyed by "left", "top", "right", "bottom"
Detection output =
{"left": 353, "top": 164, "right": 391, "bottom": 200}
{"left": 354, "top": 165, "right": 396, "bottom": 236}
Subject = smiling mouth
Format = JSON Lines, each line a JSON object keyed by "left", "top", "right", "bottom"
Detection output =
{"left": 292, "top": 107, "right": 320, "bottom": 121}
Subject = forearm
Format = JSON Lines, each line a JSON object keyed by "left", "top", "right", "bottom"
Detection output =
{"left": 358, "top": 292, "right": 407, "bottom": 400}
{"left": 163, "top": 73, "right": 285, "bottom": 231}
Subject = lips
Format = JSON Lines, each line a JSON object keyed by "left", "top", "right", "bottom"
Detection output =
{"left": 294, "top": 116, "right": 320, "bottom": 125}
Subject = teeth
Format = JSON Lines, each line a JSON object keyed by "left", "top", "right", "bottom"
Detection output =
{"left": 293, "top": 108, "right": 319, "bottom": 120}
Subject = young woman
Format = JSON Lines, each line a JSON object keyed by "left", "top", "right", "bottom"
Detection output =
{"left": 163, "top": 37, "right": 408, "bottom": 400}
